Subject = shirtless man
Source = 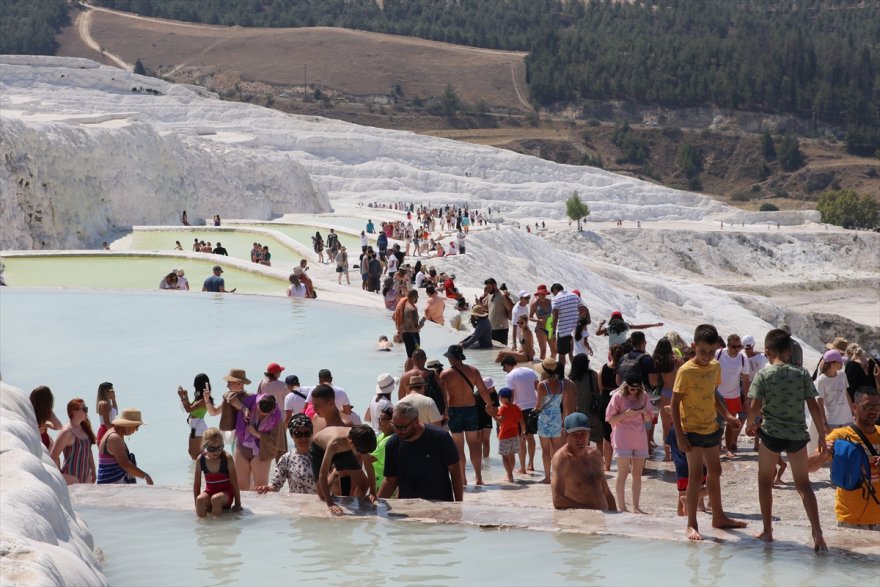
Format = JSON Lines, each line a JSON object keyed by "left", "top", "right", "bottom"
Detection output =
{"left": 439, "top": 345, "right": 496, "bottom": 485}
{"left": 309, "top": 425, "right": 378, "bottom": 515}
{"left": 551, "top": 413, "right": 616, "bottom": 510}
{"left": 310, "top": 384, "right": 351, "bottom": 435}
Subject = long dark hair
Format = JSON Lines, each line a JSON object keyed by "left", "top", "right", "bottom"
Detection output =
{"left": 569, "top": 353, "right": 591, "bottom": 382}
{"left": 608, "top": 316, "right": 628, "bottom": 335}
{"left": 652, "top": 338, "right": 676, "bottom": 373}
{"left": 30, "top": 385, "right": 54, "bottom": 425}
{"left": 574, "top": 317, "right": 588, "bottom": 342}
{"left": 193, "top": 373, "right": 210, "bottom": 402}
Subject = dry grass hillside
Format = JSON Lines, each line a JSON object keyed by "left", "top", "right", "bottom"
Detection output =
{"left": 55, "top": 4, "right": 878, "bottom": 208}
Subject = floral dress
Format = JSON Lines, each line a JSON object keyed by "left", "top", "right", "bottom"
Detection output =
{"left": 270, "top": 451, "right": 316, "bottom": 494}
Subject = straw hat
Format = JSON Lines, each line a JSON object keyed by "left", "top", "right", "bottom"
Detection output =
{"left": 471, "top": 306, "right": 489, "bottom": 318}
{"left": 535, "top": 357, "right": 558, "bottom": 379}
{"left": 826, "top": 337, "right": 849, "bottom": 352}
{"left": 375, "top": 373, "right": 397, "bottom": 395}
{"left": 223, "top": 368, "right": 251, "bottom": 385}
{"left": 112, "top": 408, "right": 146, "bottom": 427}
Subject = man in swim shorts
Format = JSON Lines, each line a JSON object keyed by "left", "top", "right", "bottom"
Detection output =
{"left": 551, "top": 413, "right": 616, "bottom": 510}
{"left": 310, "top": 425, "right": 378, "bottom": 515}
{"left": 439, "top": 345, "right": 495, "bottom": 485}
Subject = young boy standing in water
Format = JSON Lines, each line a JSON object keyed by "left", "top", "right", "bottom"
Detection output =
{"left": 747, "top": 328, "right": 827, "bottom": 552}
{"left": 672, "top": 324, "right": 747, "bottom": 541}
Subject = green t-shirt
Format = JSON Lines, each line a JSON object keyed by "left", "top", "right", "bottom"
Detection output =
{"left": 748, "top": 363, "right": 817, "bottom": 440}
{"left": 371, "top": 431, "right": 393, "bottom": 491}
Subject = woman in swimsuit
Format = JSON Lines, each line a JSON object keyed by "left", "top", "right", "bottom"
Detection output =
{"left": 652, "top": 338, "right": 680, "bottom": 462}
{"left": 534, "top": 358, "right": 569, "bottom": 484}
{"left": 30, "top": 385, "right": 62, "bottom": 451}
{"left": 178, "top": 373, "right": 223, "bottom": 460}
{"left": 97, "top": 408, "right": 153, "bottom": 485}
{"left": 50, "top": 398, "right": 96, "bottom": 484}
{"left": 223, "top": 369, "right": 284, "bottom": 491}
{"left": 496, "top": 316, "right": 536, "bottom": 364}
{"left": 194, "top": 428, "right": 241, "bottom": 517}
{"left": 530, "top": 285, "right": 555, "bottom": 360}
{"left": 95, "top": 381, "right": 118, "bottom": 445}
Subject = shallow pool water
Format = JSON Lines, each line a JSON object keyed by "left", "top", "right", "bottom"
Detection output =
{"left": 235, "top": 223, "right": 370, "bottom": 252}
{"left": 0, "top": 255, "right": 286, "bottom": 295}
{"left": 79, "top": 507, "right": 876, "bottom": 587}
{"left": 0, "top": 289, "right": 502, "bottom": 486}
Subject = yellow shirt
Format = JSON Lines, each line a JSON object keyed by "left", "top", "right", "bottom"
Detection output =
{"left": 673, "top": 360, "right": 721, "bottom": 435}
{"left": 826, "top": 426, "right": 880, "bottom": 525}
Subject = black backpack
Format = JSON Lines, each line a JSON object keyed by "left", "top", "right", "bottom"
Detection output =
{"left": 618, "top": 351, "right": 646, "bottom": 385}
{"left": 424, "top": 372, "right": 446, "bottom": 415}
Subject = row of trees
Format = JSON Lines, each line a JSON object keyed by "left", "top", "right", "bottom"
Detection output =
{"left": 816, "top": 189, "right": 879, "bottom": 230}
{"left": 0, "top": 0, "right": 68, "bottom": 55}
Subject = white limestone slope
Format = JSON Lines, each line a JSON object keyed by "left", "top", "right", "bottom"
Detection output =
{"left": 0, "top": 55, "right": 799, "bottom": 251}
{"left": 0, "top": 382, "right": 108, "bottom": 587}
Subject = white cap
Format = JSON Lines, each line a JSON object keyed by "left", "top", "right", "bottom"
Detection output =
{"left": 518, "top": 290, "right": 530, "bottom": 299}
{"left": 482, "top": 377, "right": 495, "bottom": 390}
{"left": 742, "top": 335, "right": 756, "bottom": 347}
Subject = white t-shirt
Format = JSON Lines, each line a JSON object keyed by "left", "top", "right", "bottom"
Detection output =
{"left": 302, "top": 385, "right": 351, "bottom": 408}
{"left": 368, "top": 396, "right": 394, "bottom": 433}
{"left": 387, "top": 256, "right": 399, "bottom": 274}
{"left": 716, "top": 350, "right": 750, "bottom": 399}
{"left": 511, "top": 303, "right": 529, "bottom": 327}
{"left": 404, "top": 393, "right": 442, "bottom": 424}
{"left": 746, "top": 352, "right": 768, "bottom": 375}
{"left": 283, "top": 389, "right": 307, "bottom": 414}
{"left": 573, "top": 330, "right": 590, "bottom": 357}
{"left": 414, "top": 271, "right": 426, "bottom": 289}
{"left": 288, "top": 284, "right": 307, "bottom": 298}
{"left": 816, "top": 371, "right": 851, "bottom": 426}
{"left": 506, "top": 367, "right": 539, "bottom": 410}
{"left": 177, "top": 276, "right": 189, "bottom": 290}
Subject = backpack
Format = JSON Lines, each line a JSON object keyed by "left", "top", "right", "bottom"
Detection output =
{"left": 830, "top": 426, "right": 880, "bottom": 505}
{"left": 618, "top": 351, "right": 646, "bottom": 385}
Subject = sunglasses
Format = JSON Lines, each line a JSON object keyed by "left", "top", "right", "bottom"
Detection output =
{"left": 392, "top": 416, "right": 418, "bottom": 431}
{"left": 78, "top": 406, "right": 89, "bottom": 413}
{"left": 204, "top": 445, "right": 223, "bottom": 453}
{"left": 292, "top": 429, "right": 312, "bottom": 438}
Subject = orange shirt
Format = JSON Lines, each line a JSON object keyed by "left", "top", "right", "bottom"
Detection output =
{"left": 825, "top": 426, "right": 880, "bottom": 525}
{"left": 497, "top": 403, "right": 523, "bottom": 440}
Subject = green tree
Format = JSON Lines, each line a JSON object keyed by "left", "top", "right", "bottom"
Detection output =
{"left": 816, "top": 189, "right": 879, "bottom": 229}
{"left": 133, "top": 58, "right": 147, "bottom": 76}
{"left": 759, "top": 203, "right": 779, "bottom": 212}
{"left": 439, "top": 84, "right": 462, "bottom": 117}
{"left": 676, "top": 143, "right": 702, "bottom": 178}
{"left": 778, "top": 134, "right": 803, "bottom": 171}
{"left": 565, "top": 191, "right": 590, "bottom": 231}
{"left": 760, "top": 131, "right": 776, "bottom": 161}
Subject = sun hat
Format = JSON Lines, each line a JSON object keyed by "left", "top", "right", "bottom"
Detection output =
{"left": 826, "top": 337, "right": 849, "bottom": 352}
{"left": 376, "top": 373, "right": 397, "bottom": 394}
{"left": 534, "top": 284, "right": 549, "bottom": 296}
{"left": 498, "top": 387, "right": 513, "bottom": 398}
{"left": 223, "top": 368, "right": 251, "bottom": 385}
{"left": 112, "top": 408, "right": 146, "bottom": 427}
{"left": 535, "top": 357, "right": 558, "bottom": 378}
{"left": 742, "top": 335, "right": 756, "bottom": 348}
{"left": 471, "top": 306, "right": 489, "bottom": 318}
{"left": 564, "top": 412, "right": 590, "bottom": 433}
{"left": 409, "top": 374, "right": 426, "bottom": 387}
{"left": 426, "top": 359, "right": 444, "bottom": 370}
{"left": 482, "top": 377, "right": 496, "bottom": 390}
{"left": 444, "top": 345, "right": 466, "bottom": 361}
{"left": 265, "top": 362, "right": 285, "bottom": 374}
{"left": 822, "top": 349, "right": 845, "bottom": 364}
{"left": 518, "top": 290, "right": 530, "bottom": 299}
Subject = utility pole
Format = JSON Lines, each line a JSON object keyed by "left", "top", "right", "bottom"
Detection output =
{"left": 304, "top": 64, "right": 307, "bottom": 94}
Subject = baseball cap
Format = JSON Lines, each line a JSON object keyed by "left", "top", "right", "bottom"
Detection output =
{"left": 266, "top": 362, "right": 285, "bottom": 374}
{"left": 498, "top": 387, "right": 513, "bottom": 398}
{"left": 518, "top": 290, "right": 530, "bottom": 299}
{"left": 284, "top": 374, "right": 300, "bottom": 386}
{"left": 564, "top": 412, "right": 590, "bottom": 433}
{"left": 822, "top": 350, "right": 844, "bottom": 364}
{"left": 742, "top": 335, "right": 756, "bottom": 348}
{"left": 611, "top": 311, "right": 623, "bottom": 318}
{"left": 213, "top": 265, "right": 223, "bottom": 273}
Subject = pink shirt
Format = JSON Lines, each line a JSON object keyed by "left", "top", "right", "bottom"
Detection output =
{"left": 605, "top": 390, "right": 653, "bottom": 452}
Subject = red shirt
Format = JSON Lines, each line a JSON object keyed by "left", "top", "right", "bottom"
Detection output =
{"left": 497, "top": 403, "right": 523, "bottom": 440}
{"left": 443, "top": 279, "right": 456, "bottom": 298}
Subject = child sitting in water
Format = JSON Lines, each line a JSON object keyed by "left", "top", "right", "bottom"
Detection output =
{"left": 193, "top": 428, "right": 242, "bottom": 517}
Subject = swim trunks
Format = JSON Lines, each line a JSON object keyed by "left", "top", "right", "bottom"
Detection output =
{"left": 757, "top": 429, "right": 809, "bottom": 454}
{"left": 447, "top": 406, "right": 479, "bottom": 433}
{"left": 498, "top": 437, "right": 519, "bottom": 456}
{"left": 684, "top": 428, "right": 723, "bottom": 448}
{"left": 402, "top": 332, "right": 420, "bottom": 358}
{"left": 308, "top": 443, "right": 362, "bottom": 484}
{"left": 556, "top": 335, "right": 573, "bottom": 355}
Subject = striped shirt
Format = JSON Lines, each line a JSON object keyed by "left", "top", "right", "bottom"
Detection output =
{"left": 551, "top": 291, "right": 580, "bottom": 336}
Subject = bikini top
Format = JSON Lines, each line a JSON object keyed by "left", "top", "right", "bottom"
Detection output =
{"left": 535, "top": 304, "right": 551, "bottom": 319}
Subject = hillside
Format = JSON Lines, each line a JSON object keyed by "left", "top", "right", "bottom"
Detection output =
{"left": 54, "top": 4, "right": 879, "bottom": 210}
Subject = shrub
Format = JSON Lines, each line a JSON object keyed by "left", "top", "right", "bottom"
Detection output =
{"left": 759, "top": 203, "right": 779, "bottom": 212}
{"left": 816, "top": 189, "right": 879, "bottom": 229}
{"left": 731, "top": 192, "right": 751, "bottom": 202}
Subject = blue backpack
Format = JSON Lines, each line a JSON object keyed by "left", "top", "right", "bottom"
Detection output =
{"left": 830, "top": 426, "right": 879, "bottom": 504}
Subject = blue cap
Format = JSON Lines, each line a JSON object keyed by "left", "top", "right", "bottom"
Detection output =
{"left": 564, "top": 412, "right": 590, "bottom": 432}
{"left": 498, "top": 387, "right": 513, "bottom": 398}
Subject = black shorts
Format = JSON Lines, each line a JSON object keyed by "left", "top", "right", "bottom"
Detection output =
{"left": 557, "top": 335, "right": 573, "bottom": 355}
{"left": 685, "top": 428, "right": 723, "bottom": 448}
{"left": 474, "top": 394, "right": 494, "bottom": 430}
{"left": 491, "top": 328, "right": 509, "bottom": 346}
{"left": 402, "top": 332, "right": 420, "bottom": 358}
{"left": 758, "top": 429, "right": 809, "bottom": 454}
{"left": 309, "top": 443, "right": 361, "bottom": 483}
{"left": 522, "top": 408, "right": 538, "bottom": 435}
